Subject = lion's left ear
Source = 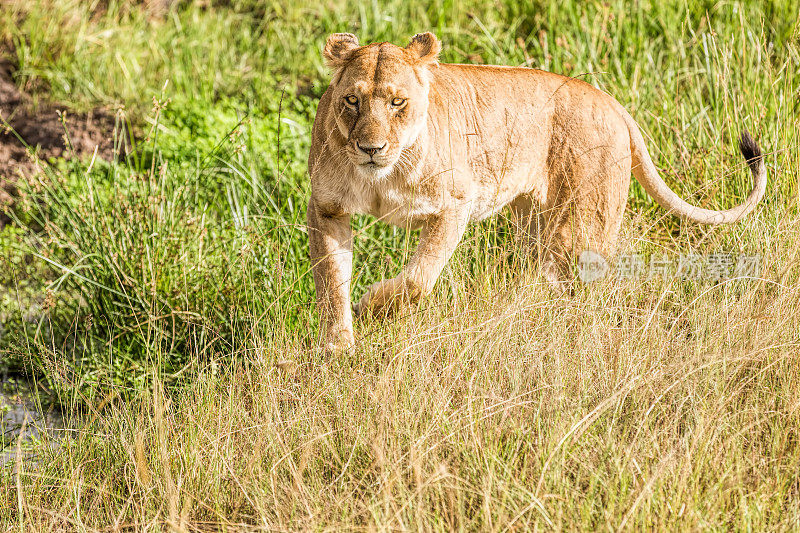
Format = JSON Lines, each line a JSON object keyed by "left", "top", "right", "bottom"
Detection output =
{"left": 323, "top": 33, "right": 360, "bottom": 69}
{"left": 406, "top": 32, "right": 441, "bottom": 65}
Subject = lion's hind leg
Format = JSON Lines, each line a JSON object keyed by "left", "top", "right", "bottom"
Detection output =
{"left": 508, "top": 193, "right": 577, "bottom": 292}
{"left": 538, "top": 162, "right": 631, "bottom": 291}
{"left": 508, "top": 194, "right": 546, "bottom": 261}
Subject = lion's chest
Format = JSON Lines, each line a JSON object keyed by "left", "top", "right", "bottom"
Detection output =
{"left": 342, "top": 177, "right": 442, "bottom": 228}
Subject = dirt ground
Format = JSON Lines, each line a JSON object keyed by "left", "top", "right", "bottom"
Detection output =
{"left": 0, "top": 50, "right": 115, "bottom": 227}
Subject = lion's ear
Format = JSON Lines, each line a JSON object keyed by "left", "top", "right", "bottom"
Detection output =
{"left": 323, "top": 33, "right": 360, "bottom": 68}
{"left": 406, "top": 32, "right": 441, "bottom": 64}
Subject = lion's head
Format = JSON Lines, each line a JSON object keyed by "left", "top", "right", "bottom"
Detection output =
{"left": 323, "top": 32, "right": 441, "bottom": 180}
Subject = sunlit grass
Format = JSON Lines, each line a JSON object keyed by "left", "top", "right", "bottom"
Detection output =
{"left": 0, "top": 0, "right": 799, "bottom": 529}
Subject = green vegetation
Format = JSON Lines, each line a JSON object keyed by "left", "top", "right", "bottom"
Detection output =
{"left": 1, "top": 0, "right": 799, "bottom": 529}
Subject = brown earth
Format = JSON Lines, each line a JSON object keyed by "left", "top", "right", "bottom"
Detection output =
{"left": 0, "top": 51, "right": 115, "bottom": 227}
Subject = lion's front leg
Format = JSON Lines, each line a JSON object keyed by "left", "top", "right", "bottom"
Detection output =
{"left": 307, "top": 199, "right": 354, "bottom": 354}
{"left": 353, "top": 277, "right": 412, "bottom": 317}
{"left": 355, "top": 209, "right": 469, "bottom": 317}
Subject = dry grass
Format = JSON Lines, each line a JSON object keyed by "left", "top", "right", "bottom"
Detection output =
{"left": 6, "top": 211, "right": 800, "bottom": 531}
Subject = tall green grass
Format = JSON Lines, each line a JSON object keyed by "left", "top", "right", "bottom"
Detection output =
{"left": 1, "top": 0, "right": 799, "bottom": 529}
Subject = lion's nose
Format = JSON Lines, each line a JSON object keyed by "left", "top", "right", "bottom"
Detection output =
{"left": 357, "top": 142, "right": 387, "bottom": 156}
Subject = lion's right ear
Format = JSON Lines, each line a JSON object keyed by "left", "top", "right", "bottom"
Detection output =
{"left": 406, "top": 32, "right": 441, "bottom": 65}
{"left": 323, "top": 33, "right": 359, "bottom": 69}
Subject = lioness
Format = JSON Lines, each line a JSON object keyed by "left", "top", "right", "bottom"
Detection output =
{"left": 307, "top": 32, "right": 766, "bottom": 354}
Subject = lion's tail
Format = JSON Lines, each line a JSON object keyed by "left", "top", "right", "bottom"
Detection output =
{"left": 623, "top": 111, "right": 767, "bottom": 225}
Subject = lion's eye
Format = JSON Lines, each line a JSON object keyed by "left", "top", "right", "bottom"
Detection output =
{"left": 391, "top": 97, "right": 407, "bottom": 107}
{"left": 344, "top": 95, "right": 359, "bottom": 106}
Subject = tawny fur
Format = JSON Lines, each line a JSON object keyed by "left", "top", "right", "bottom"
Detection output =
{"left": 307, "top": 32, "right": 767, "bottom": 354}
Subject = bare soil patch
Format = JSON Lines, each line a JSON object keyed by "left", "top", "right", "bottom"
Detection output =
{"left": 0, "top": 50, "right": 115, "bottom": 227}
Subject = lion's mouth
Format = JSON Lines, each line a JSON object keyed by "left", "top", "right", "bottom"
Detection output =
{"left": 354, "top": 158, "right": 393, "bottom": 178}
{"left": 351, "top": 152, "right": 393, "bottom": 174}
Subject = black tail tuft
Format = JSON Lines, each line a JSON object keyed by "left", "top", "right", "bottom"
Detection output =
{"left": 738, "top": 130, "right": 763, "bottom": 171}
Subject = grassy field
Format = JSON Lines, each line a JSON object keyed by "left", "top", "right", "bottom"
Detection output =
{"left": 1, "top": 0, "right": 799, "bottom": 530}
